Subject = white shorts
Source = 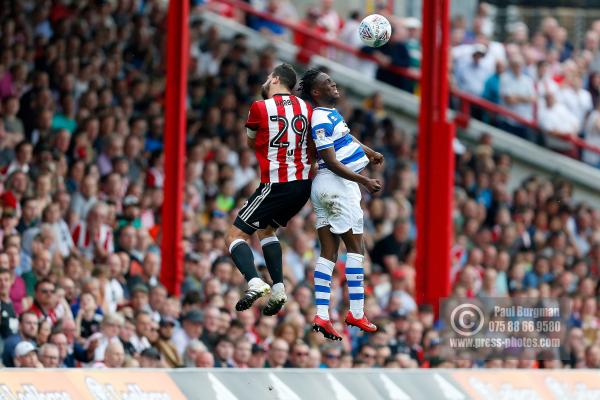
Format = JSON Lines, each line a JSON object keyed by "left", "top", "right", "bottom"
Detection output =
{"left": 311, "top": 171, "right": 364, "bottom": 235}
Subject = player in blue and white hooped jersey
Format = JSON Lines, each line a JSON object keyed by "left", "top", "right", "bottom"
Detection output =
{"left": 299, "top": 69, "right": 384, "bottom": 340}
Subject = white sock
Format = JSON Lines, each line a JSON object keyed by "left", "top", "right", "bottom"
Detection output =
{"left": 345, "top": 253, "right": 365, "bottom": 318}
{"left": 248, "top": 277, "right": 265, "bottom": 288}
{"left": 314, "top": 257, "right": 335, "bottom": 320}
{"left": 272, "top": 282, "right": 285, "bottom": 294}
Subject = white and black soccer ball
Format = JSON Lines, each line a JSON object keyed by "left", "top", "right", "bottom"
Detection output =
{"left": 358, "top": 14, "right": 392, "bottom": 48}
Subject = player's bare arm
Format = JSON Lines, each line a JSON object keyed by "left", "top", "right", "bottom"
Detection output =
{"left": 351, "top": 136, "right": 384, "bottom": 165}
{"left": 318, "top": 147, "right": 381, "bottom": 193}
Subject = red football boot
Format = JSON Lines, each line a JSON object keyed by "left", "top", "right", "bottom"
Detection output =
{"left": 345, "top": 311, "right": 378, "bottom": 333}
{"left": 312, "top": 316, "right": 343, "bottom": 341}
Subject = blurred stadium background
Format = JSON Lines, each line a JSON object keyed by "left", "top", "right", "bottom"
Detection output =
{"left": 1, "top": 0, "right": 600, "bottom": 399}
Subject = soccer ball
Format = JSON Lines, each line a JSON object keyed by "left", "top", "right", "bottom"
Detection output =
{"left": 358, "top": 14, "right": 392, "bottom": 48}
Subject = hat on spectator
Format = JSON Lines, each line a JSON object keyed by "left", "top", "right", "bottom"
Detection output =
{"left": 160, "top": 316, "right": 177, "bottom": 327}
{"left": 391, "top": 309, "right": 409, "bottom": 320}
{"left": 183, "top": 309, "right": 204, "bottom": 323}
{"left": 131, "top": 283, "right": 149, "bottom": 294}
{"left": 141, "top": 347, "right": 161, "bottom": 361}
{"left": 14, "top": 341, "right": 36, "bottom": 357}
{"left": 473, "top": 43, "right": 488, "bottom": 56}
{"left": 185, "top": 252, "right": 202, "bottom": 263}
{"left": 123, "top": 195, "right": 140, "bottom": 207}
{"left": 252, "top": 343, "right": 266, "bottom": 354}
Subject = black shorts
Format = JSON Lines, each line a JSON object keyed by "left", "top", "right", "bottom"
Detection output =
{"left": 234, "top": 180, "right": 312, "bottom": 235}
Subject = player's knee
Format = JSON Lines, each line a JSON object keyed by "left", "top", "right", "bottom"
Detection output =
{"left": 226, "top": 226, "right": 250, "bottom": 248}
{"left": 344, "top": 240, "right": 364, "bottom": 255}
{"left": 257, "top": 226, "right": 277, "bottom": 240}
{"left": 319, "top": 247, "right": 338, "bottom": 262}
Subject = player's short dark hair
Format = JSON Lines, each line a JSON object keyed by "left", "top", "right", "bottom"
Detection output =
{"left": 272, "top": 63, "right": 297, "bottom": 91}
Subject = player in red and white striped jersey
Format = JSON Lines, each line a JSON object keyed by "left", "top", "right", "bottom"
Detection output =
{"left": 226, "top": 64, "right": 314, "bottom": 316}
{"left": 246, "top": 87, "right": 312, "bottom": 183}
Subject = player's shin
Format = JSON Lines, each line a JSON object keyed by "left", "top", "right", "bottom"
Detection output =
{"left": 345, "top": 253, "right": 365, "bottom": 318}
{"left": 229, "top": 239, "right": 260, "bottom": 283}
{"left": 314, "top": 257, "right": 335, "bottom": 320}
{"left": 261, "top": 236, "right": 284, "bottom": 292}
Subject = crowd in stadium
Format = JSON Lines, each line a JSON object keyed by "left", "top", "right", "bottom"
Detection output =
{"left": 227, "top": 0, "right": 600, "bottom": 166}
{"left": 0, "top": 0, "right": 600, "bottom": 370}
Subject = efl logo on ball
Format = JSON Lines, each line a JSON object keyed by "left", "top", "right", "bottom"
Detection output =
{"left": 358, "top": 14, "right": 392, "bottom": 48}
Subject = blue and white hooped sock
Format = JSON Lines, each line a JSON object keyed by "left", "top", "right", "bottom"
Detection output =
{"left": 345, "top": 253, "right": 365, "bottom": 318}
{"left": 314, "top": 257, "right": 335, "bottom": 320}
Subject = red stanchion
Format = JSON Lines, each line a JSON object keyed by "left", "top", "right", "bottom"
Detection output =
{"left": 160, "top": 0, "right": 189, "bottom": 296}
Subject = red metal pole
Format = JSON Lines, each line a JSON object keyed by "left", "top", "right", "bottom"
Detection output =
{"left": 416, "top": 0, "right": 454, "bottom": 313}
{"left": 160, "top": 0, "right": 189, "bottom": 296}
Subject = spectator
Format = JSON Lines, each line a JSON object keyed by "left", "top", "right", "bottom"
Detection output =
{"left": 155, "top": 316, "right": 182, "bottom": 368}
{"left": 22, "top": 249, "right": 51, "bottom": 296}
{"left": 356, "top": 344, "right": 377, "bottom": 368}
{"left": 39, "top": 343, "right": 60, "bottom": 368}
{"left": 583, "top": 101, "right": 600, "bottom": 166}
{"left": 538, "top": 92, "right": 580, "bottom": 156}
{"left": 294, "top": 8, "right": 328, "bottom": 65}
{"left": 0, "top": 267, "right": 17, "bottom": 339}
{"left": 48, "top": 332, "right": 69, "bottom": 368}
{"left": 13, "top": 341, "right": 41, "bottom": 368}
{"left": 183, "top": 339, "right": 208, "bottom": 368}
{"left": 248, "top": 343, "right": 267, "bottom": 368}
{"left": 195, "top": 349, "right": 215, "bottom": 368}
{"left": 454, "top": 44, "right": 493, "bottom": 97}
{"left": 233, "top": 337, "right": 252, "bottom": 368}
{"left": 320, "top": 343, "right": 342, "bottom": 369}
{"left": 559, "top": 75, "right": 593, "bottom": 128}
{"left": 94, "top": 340, "right": 125, "bottom": 369}
{"left": 265, "top": 338, "right": 290, "bottom": 368}
{"left": 371, "top": 217, "right": 413, "bottom": 272}
{"left": 363, "top": 20, "right": 411, "bottom": 91}
{"left": 139, "top": 347, "right": 163, "bottom": 368}
{"left": 130, "top": 311, "right": 152, "bottom": 354}
{"left": 499, "top": 56, "right": 536, "bottom": 140}
{"left": 213, "top": 335, "right": 235, "bottom": 367}
{"left": 250, "top": 0, "right": 288, "bottom": 38}
{"left": 172, "top": 309, "right": 204, "bottom": 357}
{"left": 288, "top": 340, "right": 310, "bottom": 368}
{"left": 28, "top": 279, "right": 57, "bottom": 325}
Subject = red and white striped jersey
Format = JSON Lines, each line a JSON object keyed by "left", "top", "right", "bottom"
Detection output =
{"left": 245, "top": 94, "right": 313, "bottom": 183}
{"left": 72, "top": 221, "right": 114, "bottom": 261}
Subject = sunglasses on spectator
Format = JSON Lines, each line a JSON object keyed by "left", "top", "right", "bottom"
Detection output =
{"left": 325, "top": 353, "right": 340, "bottom": 359}
{"left": 361, "top": 352, "right": 376, "bottom": 359}
{"left": 39, "top": 288, "right": 55, "bottom": 294}
{"left": 295, "top": 352, "right": 309, "bottom": 357}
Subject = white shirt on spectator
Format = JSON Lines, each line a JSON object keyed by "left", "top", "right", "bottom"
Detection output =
{"left": 500, "top": 70, "right": 535, "bottom": 121}
{"left": 559, "top": 86, "right": 593, "bottom": 128}
{"left": 105, "top": 278, "right": 124, "bottom": 313}
{"left": 172, "top": 328, "right": 193, "bottom": 357}
{"left": 70, "top": 193, "right": 97, "bottom": 220}
{"left": 538, "top": 100, "right": 580, "bottom": 151}
{"left": 583, "top": 110, "right": 600, "bottom": 166}
{"left": 233, "top": 166, "right": 257, "bottom": 192}
{"left": 454, "top": 59, "right": 493, "bottom": 96}
{"left": 534, "top": 75, "right": 559, "bottom": 101}
{"left": 129, "top": 334, "right": 151, "bottom": 354}
{"left": 339, "top": 18, "right": 376, "bottom": 78}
